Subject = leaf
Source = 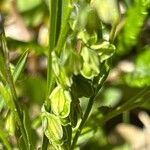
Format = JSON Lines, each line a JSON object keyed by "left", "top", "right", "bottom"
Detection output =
{"left": 23, "top": 109, "right": 37, "bottom": 150}
{"left": 91, "top": 0, "right": 120, "bottom": 24}
{"left": 72, "top": 75, "right": 94, "bottom": 98}
{"left": 17, "top": 0, "right": 42, "bottom": 12}
{"left": 0, "top": 124, "right": 11, "bottom": 150}
{"left": 125, "top": 48, "right": 150, "bottom": 87}
{"left": 13, "top": 50, "right": 28, "bottom": 82}
{"left": 117, "top": 0, "right": 150, "bottom": 54}
{"left": 63, "top": 50, "right": 83, "bottom": 76}
{"left": 0, "top": 82, "right": 13, "bottom": 109}
{"left": 5, "top": 112, "right": 16, "bottom": 136}
{"left": 44, "top": 113, "right": 63, "bottom": 144}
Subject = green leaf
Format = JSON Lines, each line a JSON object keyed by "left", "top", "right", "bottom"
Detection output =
{"left": 49, "top": 86, "right": 72, "bottom": 118}
{"left": 0, "top": 82, "right": 13, "bottom": 109}
{"left": 63, "top": 50, "right": 83, "bottom": 76}
{"left": 0, "top": 124, "right": 11, "bottom": 150}
{"left": 23, "top": 109, "right": 37, "bottom": 150}
{"left": 125, "top": 48, "right": 150, "bottom": 87}
{"left": 13, "top": 50, "right": 28, "bottom": 82}
{"left": 43, "top": 113, "right": 63, "bottom": 144}
{"left": 91, "top": 0, "right": 120, "bottom": 24}
{"left": 117, "top": 0, "right": 150, "bottom": 54}
{"left": 5, "top": 112, "right": 16, "bottom": 136}
{"left": 17, "top": 0, "right": 42, "bottom": 12}
{"left": 72, "top": 75, "right": 94, "bottom": 98}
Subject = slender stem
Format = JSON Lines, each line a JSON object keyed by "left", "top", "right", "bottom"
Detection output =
{"left": 1, "top": 33, "right": 29, "bottom": 148}
{"left": 55, "top": 0, "right": 72, "bottom": 55}
{"left": 71, "top": 95, "right": 95, "bottom": 150}
{"left": 46, "top": 0, "right": 59, "bottom": 107}
{"left": 71, "top": 72, "right": 109, "bottom": 149}
{"left": 99, "top": 87, "right": 150, "bottom": 126}
{"left": 123, "top": 111, "right": 130, "bottom": 123}
{"left": 42, "top": 1, "right": 72, "bottom": 149}
{"left": 42, "top": 0, "right": 59, "bottom": 149}
{"left": 109, "top": 22, "right": 118, "bottom": 43}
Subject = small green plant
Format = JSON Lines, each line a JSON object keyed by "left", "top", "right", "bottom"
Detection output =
{"left": 0, "top": 0, "right": 150, "bottom": 150}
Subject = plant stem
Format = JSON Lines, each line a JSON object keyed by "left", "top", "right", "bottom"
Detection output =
{"left": 42, "top": 0, "right": 59, "bottom": 149}
{"left": 1, "top": 33, "right": 29, "bottom": 149}
{"left": 99, "top": 87, "right": 150, "bottom": 126}
{"left": 42, "top": 1, "right": 72, "bottom": 149}
{"left": 46, "top": 0, "right": 59, "bottom": 107}
{"left": 71, "top": 94, "right": 95, "bottom": 149}
{"left": 55, "top": 0, "right": 72, "bottom": 56}
{"left": 71, "top": 72, "right": 109, "bottom": 149}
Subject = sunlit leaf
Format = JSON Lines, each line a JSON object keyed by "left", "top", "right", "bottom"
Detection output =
{"left": 91, "top": 0, "right": 120, "bottom": 24}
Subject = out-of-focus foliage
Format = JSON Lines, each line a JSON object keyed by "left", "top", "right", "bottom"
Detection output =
{"left": 125, "top": 47, "right": 150, "bottom": 87}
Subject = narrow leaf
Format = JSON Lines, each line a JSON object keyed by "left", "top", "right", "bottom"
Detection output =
{"left": 13, "top": 50, "right": 28, "bottom": 82}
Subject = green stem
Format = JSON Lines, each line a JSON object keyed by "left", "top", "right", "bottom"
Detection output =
{"left": 55, "top": 0, "right": 72, "bottom": 55}
{"left": 71, "top": 72, "right": 109, "bottom": 149}
{"left": 42, "top": 0, "right": 59, "bottom": 149}
{"left": 1, "top": 33, "right": 29, "bottom": 148}
{"left": 123, "top": 111, "right": 130, "bottom": 123}
{"left": 42, "top": 1, "right": 72, "bottom": 149}
{"left": 71, "top": 95, "right": 95, "bottom": 150}
{"left": 99, "top": 87, "right": 150, "bottom": 126}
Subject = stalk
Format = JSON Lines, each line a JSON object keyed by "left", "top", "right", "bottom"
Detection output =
{"left": 55, "top": 0, "right": 73, "bottom": 56}
{"left": 42, "top": 0, "right": 59, "bottom": 149}
{"left": 0, "top": 28, "right": 29, "bottom": 148}
{"left": 99, "top": 87, "right": 150, "bottom": 126}
{"left": 71, "top": 71, "right": 109, "bottom": 149}
{"left": 42, "top": 1, "right": 72, "bottom": 149}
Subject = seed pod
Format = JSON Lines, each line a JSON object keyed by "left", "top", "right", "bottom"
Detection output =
{"left": 49, "top": 86, "right": 72, "bottom": 118}
{"left": 81, "top": 47, "right": 100, "bottom": 79}
{"left": 64, "top": 50, "right": 83, "bottom": 76}
{"left": 44, "top": 113, "right": 63, "bottom": 144}
{"left": 91, "top": 41, "right": 115, "bottom": 62}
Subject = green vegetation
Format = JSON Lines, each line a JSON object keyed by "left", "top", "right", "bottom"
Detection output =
{"left": 0, "top": 0, "right": 150, "bottom": 149}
